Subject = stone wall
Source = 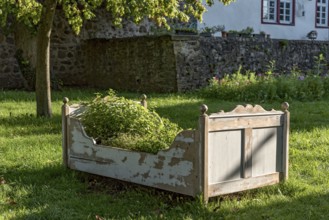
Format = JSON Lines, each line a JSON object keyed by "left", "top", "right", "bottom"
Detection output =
{"left": 83, "top": 36, "right": 177, "bottom": 92}
{"left": 1, "top": 13, "right": 329, "bottom": 92}
{"left": 0, "top": 32, "right": 25, "bottom": 89}
{"left": 82, "top": 35, "right": 329, "bottom": 92}
{"left": 50, "top": 10, "right": 154, "bottom": 87}
{"left": 173, "top": 36, "right": 210, "bottom": 92}
{"left": 0, "top": 10, "right": 153, "bottom": 90}
{"left": 174, "top": 37, "right": 329, "bottom": 91}
{"left": 197, "top": 37, "right": 329, "bottom": 76}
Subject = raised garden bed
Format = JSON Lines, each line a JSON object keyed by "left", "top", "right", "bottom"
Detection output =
{"left": 62, "top": 97, "right": 290, "bottom": 202}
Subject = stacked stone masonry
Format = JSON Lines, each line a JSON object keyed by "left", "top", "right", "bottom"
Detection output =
{"left": 0, "top": 32, "right": 25, "bottom": 89}
{"left": 1, "top": 10, "right": 329, "bottom": 92}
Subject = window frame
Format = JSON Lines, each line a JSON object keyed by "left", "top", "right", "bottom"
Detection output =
{"left": 316, "top": 0, "right": 329, "bottom": 28}
{"left": 261, "top": 0, "right": 295, "bottom": 26}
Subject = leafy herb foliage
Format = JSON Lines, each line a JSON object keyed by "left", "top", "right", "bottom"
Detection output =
{"left": 81, "top": 90, "right": 182, "bottom": 153}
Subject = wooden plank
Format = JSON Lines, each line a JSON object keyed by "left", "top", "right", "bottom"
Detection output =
{"left": 209, "top": 104, "right": 283, "bottom": 118}
{"left": 69, "top": 157, "right": 197, "bottom": 196}
{"left": 282, "top": 106, "right": 290, "bottom": 180}
{"left": 193, "top": 129, "right": 202, "bottom": 195}
{"left": 198, "top": 104, "right": 209, "bottom": 202}
{"left": 61, "top": 98, "right": 69, "bottom": 168}
{"left": 203, "top": 118, "right": 209, "bottom": 203}
{"left": 207, "top": 173, "right": 280, "bottom": 197}
{"left": 208, "top": 130, "right": 242, "bottom": 184}
{"left": 252, "top": 128, "right": 280, "bottom": 177}
{"left": 67, "top": 118, "right": 200, "bottom": 196}
{"left": 242, "top": 128, "right": 252, "bottom": 178}
{"left": 208, "top": 115, "right": 283, "bottom": 132}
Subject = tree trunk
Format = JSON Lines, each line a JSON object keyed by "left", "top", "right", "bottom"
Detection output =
{"left": 35, "top": 0, "right": 57, "bottom": 117}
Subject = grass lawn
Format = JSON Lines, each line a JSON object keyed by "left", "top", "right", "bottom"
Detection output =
{"left": 1, "top": 89, "right": 329, "bottom": 219}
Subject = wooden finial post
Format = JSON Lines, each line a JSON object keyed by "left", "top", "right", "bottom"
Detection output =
{"left": 281, "top": 102, "right": 289, "bottom": 112}
{"left": 281, "top": 102, "right": 290, "bottom": 181}
{"left": 200, "top": 104, "right": 208, "bottom": 116}
{"left": 140, "top": 94, "right": 147, "bottom": 109}
{"left": 62, "top": 97, "right": 69, "bottom": 168}
{"left": 198, "top": 104, "right": 209, "bottom": 203}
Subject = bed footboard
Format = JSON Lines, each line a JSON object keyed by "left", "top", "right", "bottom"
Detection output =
{"left": 198, "top": 103, "right": 289, "bottom": 201}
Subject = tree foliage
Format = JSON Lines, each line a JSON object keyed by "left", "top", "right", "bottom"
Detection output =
{"left": 0, "top": 0, "right": 234, "bottom": 117}
{"left": 0, "top": 0, "right": 234, "bottom": 34}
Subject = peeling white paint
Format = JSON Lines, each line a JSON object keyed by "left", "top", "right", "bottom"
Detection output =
{"left": 65, "top": 103, "right": 289, "bottom": 199}
{"left": 174, "top": 135, "right": 195, "bottom": 143}
{"left": 69, "top": 118, "right": 194, "bottom": 187}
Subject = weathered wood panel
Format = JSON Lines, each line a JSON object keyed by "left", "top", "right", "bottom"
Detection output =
{"left": 208, "top": 130, "right": 242, "bottom": 184}
{"left": 282, "top": 103, "right": 290, "bottom": 180}
{"left": 203, "top": 104, "right": 288, "bottom": 199}
{"left": 63, "top": 101, "right": 289, "bottom": 201}
{"left": 251, "top": 127, "right": 283, "bottom": 177}
{"left": 208, "top": 115, "right": 283, "bottom": 131}
{"left": 67, "top": 118, "right": 200, "bottom": 196}
{"left": 208, "top": 173, "right": 280, "bottom": 196}
{"left": 242, "top": 128, "right": 253, "bottom": 178}
{"left": 62, "top": 98, "right": 69, "bottom": 167}
{"left": 198, "top": 105, "right": 209, "bottom": 202}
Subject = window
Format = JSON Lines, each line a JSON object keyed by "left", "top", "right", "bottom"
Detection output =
{"left": 262, "top": 0, "right": 295, "bottom": 25}
{"left": 316, "top": 0, "right": 328, "bottom": 27}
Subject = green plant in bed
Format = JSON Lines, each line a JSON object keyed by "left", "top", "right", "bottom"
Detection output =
{"left": 80, "top": 89, "right": 182, "bottom": 154}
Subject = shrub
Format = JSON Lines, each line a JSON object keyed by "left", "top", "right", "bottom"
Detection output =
{"left": 200, "top": 68, "right": 329, "bottom": 102}
{"left": 80, "top": 90, "right": 182, "bottom": 154}
{"left": 275, "top": 75, "right": 298, "bottom": 101}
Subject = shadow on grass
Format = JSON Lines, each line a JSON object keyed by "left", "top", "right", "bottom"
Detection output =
{"left": 0, "top": 88, "right": 104, "bottom": 102}
{"left": 0, "top": 113, "right": 62, "bottom": 136}
{"left": 2, "top": 164, "right": 192, "bottom": 219}
{"left": 203, "top": 190, "right": 329, "bottom": 219}
{"left": 4, "top": 163, "right": 329, "bottom": 219}
{"left": 2, "top": 91, "right": 329, "bottom": 218}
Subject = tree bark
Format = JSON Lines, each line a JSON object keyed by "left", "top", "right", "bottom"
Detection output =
{"left": 35, "top": 0, "right": 57, "bottom": 117}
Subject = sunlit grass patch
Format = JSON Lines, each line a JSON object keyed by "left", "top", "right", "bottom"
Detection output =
{"left": 1, "top": 89, "right": 329, "bottom": 219}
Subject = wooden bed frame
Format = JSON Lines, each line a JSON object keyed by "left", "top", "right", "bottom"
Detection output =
{"left": 62, "top": 97, "right": 289, "bottom": 202}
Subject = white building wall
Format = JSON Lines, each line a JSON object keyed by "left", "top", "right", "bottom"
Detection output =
{"left": 200, "top": 0, "right": 329, "bottom": 41}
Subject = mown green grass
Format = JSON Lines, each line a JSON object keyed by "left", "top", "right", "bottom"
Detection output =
{"left": 1, "top": 89, "right": 329, "bottom": 219}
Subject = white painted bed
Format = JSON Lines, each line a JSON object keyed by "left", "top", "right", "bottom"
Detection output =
{"left": 62, "top": 98, "right": 289, "bottom": 202}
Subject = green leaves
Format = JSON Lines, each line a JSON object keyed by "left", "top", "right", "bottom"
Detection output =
{"left": 81, "top": 90, "right": 182, "bottom": 154}
{"left": 0, "top": 0, "right": 235, "bottom": 34}
{"left": 59, "top": 0, "right": 103, "bottom": 34}
{"left": 200, "top": 67, "right": 329, "bottom": 102}
{"left": 16, "top": 0, "right": 42, "bottom": 27}
{"left": 0, "top": 0, "right": 42, "bottom": 32}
